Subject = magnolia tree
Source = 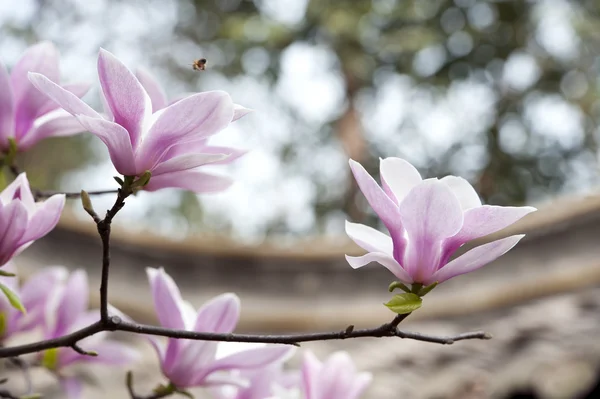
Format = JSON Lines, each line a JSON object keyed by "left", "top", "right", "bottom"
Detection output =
{"left": 0, "top": 42, "right": 535, "bottom": 399}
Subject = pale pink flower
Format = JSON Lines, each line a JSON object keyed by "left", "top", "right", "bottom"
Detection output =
{"left": 0, "top": 173, "right": 65, "bottom": 267}
{"left": 28, "top": 49, "right": 250, "bottom": 193}
{"left": 41, "top": 269, "right": 138, "bottom": 398}
{"left": 346, "top": 157, "right": 536, "bottom": 285}
{"left": 0, "top": 264, "right": 67, "bottom": 341}
{"left": 0, "top": 41, "right": 89, "bottom": 151}
{"left": 147, "top": 267, "right": 290, "bottom": 389}
{"left": 302, "top": 351, "right": 371, "bottom": 399}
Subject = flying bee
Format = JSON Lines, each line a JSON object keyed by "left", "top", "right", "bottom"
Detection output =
{"left": 192, "top": 58, "right": 207, "bottom": 71}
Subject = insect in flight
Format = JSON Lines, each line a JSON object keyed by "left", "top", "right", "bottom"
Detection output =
{"left": 192, "top": 58, "right": 207, "bottom": 71}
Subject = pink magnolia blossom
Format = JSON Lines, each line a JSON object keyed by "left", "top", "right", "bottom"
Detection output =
{"left": 0, "top": 41, "right": 89, "bottom": 152}
{"left": 0, "top": 264, "right": 67, "bottom": 341}
{"left": 301, "top": 351, "right": 372, "bottom": 399}
{"left": 28, "top": 48, "right": 250, "bottom": 193}
{"left": 147, "top": 267, "right": 291, "bottom": 389}
{"left": 41, "top": 269, "right": 138, "bottom": 398}
{"left": 0, "top": 173, "right": 65, "bottom": 267}
{"left": 346, "top": 157, "right": 536, "bottom": 285}
{"left": 213, "top": 343, "right": 298, "bottom": 399}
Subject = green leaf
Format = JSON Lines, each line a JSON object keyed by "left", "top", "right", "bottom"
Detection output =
{"left": 0, "top": 282, "right": 25, "bottom": 314}
{"left": 384, "top": 293, "right": 422, "bottom": 314}
{"left": 0, "top": 312, "right": 6, "bottom": 337}
{"left": 0, "top": 269, "right": 16, "bottom": 277}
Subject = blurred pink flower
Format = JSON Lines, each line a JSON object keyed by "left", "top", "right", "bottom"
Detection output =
{"left": 0, "top": 41, "right": 90, "bottom": 152}
{"left": 301, "top": 351, "right": 371, "bottom": 399}
{"left": 346, "top": 157, "right": 536, "bottom": 285}
{"left": 41, "top": 269, "right": 138, "bottom": 398}
{"left": 28, "top": 48, "right": 250, "bottom": 193}
{"left": 0, "top": 173, "right": 65, "bottom": 267}
{"left": 212, "top": 344, "right": 298, "bottom": 399}
{"left": 0, "top": 264, "right": 67, "bottom": 341}
{"left": 147, "top": 267, "right": 290, "bottom": 389}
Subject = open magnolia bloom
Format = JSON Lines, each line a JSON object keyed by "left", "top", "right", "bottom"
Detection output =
{"left": 0, "top": 264, "right": 67, "bottom": 342}
{"left": 28, "top": 48, "right": 250, "bottom": 193}
{"left": 346, "top": 157, "right": 536, "bottom": 286}
{"left": 0, "top": 41, "right": 89, "bottom": 152}
{"left": 41, "top": 269, "right": 138, "bottom": 399}
{"left": 302, "top": 351, "right": 372, "bottom": 399}
{"left": 147, "top": 267, "right": 291, "bottom": 389}
{"left": 0, "top": 173, "right": 65, "bottom": 268}
{"left": 212, "top": 343, "right": 298, "bottom": 399}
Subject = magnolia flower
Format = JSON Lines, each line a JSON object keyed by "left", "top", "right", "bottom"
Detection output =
{"left": 0, "top": 173, "right": 65, "bottom": 267}
{"left": 41, "top": 269, "right": 138, "bottom": 398}
{"left": 301, "top": 351, "right": 371, "bottom": 399}
{"left": 346, "top": 157, "right": 536, "bottom": 285}
{"left": 0, "top": 264, "right": 67, "bottom": 341}
{"left": 147, "top": 267, "right": 290, "bottom": 389}
{"left": 0, "top": 41, "right": 89, "bottom": 152}
{"left": 29, "top": 48, "right": 250, "bottom": 193}
{"left": 135, "top": 66, "right": 249, "bottom": 166}
{"left": 213, "top": 343, "right": 298, "bottom": 399}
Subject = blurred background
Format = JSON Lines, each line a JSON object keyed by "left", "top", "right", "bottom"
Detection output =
{"left": 4, "top": 0, "right": 600, "bottom": 398}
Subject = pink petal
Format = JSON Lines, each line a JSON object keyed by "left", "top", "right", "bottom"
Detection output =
{"left": 349, "top": 160, "right": 400, "bottom": 229}
{"left": 144, "top": 170, "right": 233, "bottom": 193}
{"left": 453, "top": 205, "right": 536, "bottom": 243}
{"left": 0, "top": 61, "right": 15, "bottom": 147}
{"left": 18, "top": 266, "right": 68, "bottom": 330}
{"left": 318, "top": 352, "right": 360, "bottom": 399}
{"left": 302, "top": 351, "right": 321, "bottom": 399}
{"left": 146, "top": 267, "right": 186, "bottom": 329}
{"left": 345, "top": 253, "right": 413, "bottom": 284}
{"left": 18, "top": 112, "right": 86, "bottom": 150}
{"left": 36, "top": 82, "right": 91, "bottom": 116}
{"left": 135, "top": 91, "right": 234, "bottom": 171}
{"left": 205, "top": 345, "right": 291, "bottom": 377}
{"left": 135, "top": 67, "right": 168, "bottom": 112}
{"left": 162, "top": 140, "right": 246, "bottom": 165}
{"left": 379, "top": 157, "right": 422, "bottom": 205}
{"left": 399, "top": 179, "right": 463, "bottom": 283}
{"left": 84, "top": 341, "right": 139, "bottom": 365}
{"left": 54, "top": 270, "right": 88, "bottom": 336}
{"left": 0, "top": 173, "right": 35, "bottom": 210}
{"left": 11, "top": 42, "right": 60, "bottom": 136}
{"left": 76, "top": 115, "right": 137, "bottom": 175}
{"left": 0, "top": 202, "right": 28, "bottom": 266}
{"left": 147, "top": 335, "right": 165, "bottom": 363}
{"left": 152, "top": 153, "right": 229, "bottom": 176}
{"left": 60, "top": 377, "right": 83, "bottom": 399}
{"left": 17, "top": 194, "right": 65, "bottom": 245}
{"left": 164, "top": 340, "right": 217, "bottom": 387}
{"left": 232, "top": 104, "right": 252, "bottom": 122}
{"left": 346, "top": 373, "right": 373, "bottom": 399}
{"left": 195, "top": 293, "right": 240, "bottom": 333}
{"left": 28, "top": 72, "right": 101, "bottom": 119}
{"left": 440, "top": 176, "right": 481, "bottom": 210}
{"left": 345, "top": 221, "right": 392, "bottom": 254}
{"left": 428, "top": 235, "right": 525, "bottom": 285}
{"left": 97, "top": 48, "right": 151, "bottom": 149}
{"left": 202, "top": 373, "right": 249, "bottom": 388}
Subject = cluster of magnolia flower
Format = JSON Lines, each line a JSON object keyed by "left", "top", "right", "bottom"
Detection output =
{"left": 0, "top": 42, "right": 536, "bottom": 399}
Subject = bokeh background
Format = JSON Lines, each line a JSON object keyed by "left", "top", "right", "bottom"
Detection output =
{"left": 3, "top": 0, "right": 600, "bottom": 240}
{"left": 3, "top": 1, "right": 600, "bottom": 398}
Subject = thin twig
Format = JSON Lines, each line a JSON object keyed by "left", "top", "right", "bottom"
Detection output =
{"left": 0, "top": 184, "right": 492, "bottom": 361}
{"left": 0, "top": 314, "right": 490, "bottom": 359}
{"left": 96, "top": 187, "right": 131, "bottom": 321}
{"left": 35, "top": 189, "right": 119, "bottom": 199}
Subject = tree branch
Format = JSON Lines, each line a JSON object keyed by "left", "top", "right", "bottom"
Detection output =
{"left": 35, "top": 189, "right": 119, "bottom": 199}
{"left": 0, "top": 185, "right": 492, "bottom": 361}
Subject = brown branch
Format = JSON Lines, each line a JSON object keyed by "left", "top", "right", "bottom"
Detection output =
{"left": 0, "top": 182, "right": 492, "bottom": 361}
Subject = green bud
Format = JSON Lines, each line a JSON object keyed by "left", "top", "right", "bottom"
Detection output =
{"left": 80, "top": 190, "right": 95, "bottom": 215}
{"left": 0, "top": 282, "right": 25, "bottom": 314}
{"left": 41, "top": 348, "right": 59, "bottom": 370}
